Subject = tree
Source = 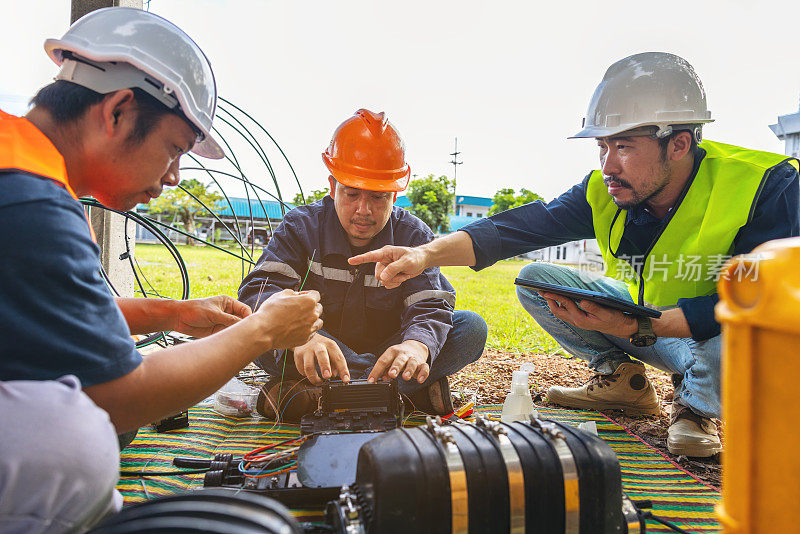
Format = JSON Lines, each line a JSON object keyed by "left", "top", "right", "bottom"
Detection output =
{"left": 148, "top": 178, "right": 223, "bottom": 244}
{"left": 293, "top": 188, "right": 329, "bottom": 205}
{"left": 406, "top": 174, "right": 455, "bottom": 234}
{"left": 489, "top": 187, "right": 544, "bottom": 215}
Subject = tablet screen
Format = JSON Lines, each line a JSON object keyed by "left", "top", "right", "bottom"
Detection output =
{"left": 514, "top": 278, "right": 662, "bottom": 319}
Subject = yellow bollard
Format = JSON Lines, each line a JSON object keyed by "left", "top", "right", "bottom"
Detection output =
{"left": 716, "top": 237, "right": 800, "bottom": 533}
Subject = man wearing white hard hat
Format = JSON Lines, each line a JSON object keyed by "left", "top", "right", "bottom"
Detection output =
{"left": 0, "top": 8, "right": 322, "bottom": 532}
{"left": 352, "top": 52, "right": 800, "bottom": 458}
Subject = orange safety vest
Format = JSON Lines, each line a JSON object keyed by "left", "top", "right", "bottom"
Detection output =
{"left": 0, "top": 110, "right": 96, "bottom": 241}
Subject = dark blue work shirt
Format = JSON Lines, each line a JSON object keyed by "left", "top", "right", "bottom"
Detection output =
{"left": 239, "top": 195, "right": 455, "bottom": 361}
{"left": 462, "top": 147, "right": 799, "bottom": 341}
{"left": 0, "top": 172, "right": 142, "bottom": 386}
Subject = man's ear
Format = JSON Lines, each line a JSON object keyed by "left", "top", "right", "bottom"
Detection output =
{"left": 99, "top": 89, "right": 136, "bottom": 138}
{"left": 328, "top": 175, "right": 337, "bottom": 199}
{"left": 669, "top": 131, "right": 693, "bottom": 162}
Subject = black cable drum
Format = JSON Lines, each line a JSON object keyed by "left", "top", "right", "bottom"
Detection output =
{"left": 89, "top": 489, "right": 303, "bottom": 534}
{"left": 345, "top": 416, "right": 632, "bottom": 534}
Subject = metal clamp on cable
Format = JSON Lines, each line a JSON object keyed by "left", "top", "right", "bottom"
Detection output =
{"left": 426, "top": 416, "right": 469, "bottom": 534}
{"left": 476, "top": 415, "right": 525, "bottom": 534}
{"left": 529, "top": 415, "right": 580, "bottom": 534}
{"left": 621, "top": 495, "right": 641, "bottom": 534}
{"left": 326, "top": 485, "right": 367, "bottom": 534}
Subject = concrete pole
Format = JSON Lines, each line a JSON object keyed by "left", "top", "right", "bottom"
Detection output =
{"left": 72, "top": 0, "right": 143, "bottom": 298}
{"left": 72, "top": 0, "right": 143, "bottom": 22}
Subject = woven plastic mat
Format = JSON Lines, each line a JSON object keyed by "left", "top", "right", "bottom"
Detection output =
{"left": 117, "top": 404, "right": 721, "bottom": 532}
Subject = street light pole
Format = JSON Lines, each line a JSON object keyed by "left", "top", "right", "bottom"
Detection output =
{"left": 449, "top": 137, "right": 462, "bottom": 215}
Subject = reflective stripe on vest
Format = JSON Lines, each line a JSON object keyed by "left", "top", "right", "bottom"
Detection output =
{"left": 0, "top": 110, "right": 96, "bottom": 241}
{"left": 586, "top": 139, "right": 799, "bottom": 307}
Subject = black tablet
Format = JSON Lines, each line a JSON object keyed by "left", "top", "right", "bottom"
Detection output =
{"left": 514, "top": 278, "right": 662, "bottom": 319}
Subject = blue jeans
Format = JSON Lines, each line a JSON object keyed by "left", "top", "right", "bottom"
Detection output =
{"left": 256, "top": 311, "right": 487, "bottom": 396}
{"left": 515, "top": 262, "right": 721, "bottom": 418}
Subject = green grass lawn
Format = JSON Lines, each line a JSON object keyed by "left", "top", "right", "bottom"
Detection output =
{"left": 134, "top": 244, "right": 559, "bottom": 354}
{"left": 441, "top": 263, "right": 559, "bottom": 353}
{"left": 133, "top": 243, "right": 255, "bottom": 300}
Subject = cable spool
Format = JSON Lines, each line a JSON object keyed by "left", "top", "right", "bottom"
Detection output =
{"left": 89, "top": 488, "right": 302, "bottom": 534}
{"left": 328, "top": 415, "right": 641, "bottom": 534}
{"left": 80, "top": 198, "right": 189, "bottom": 349}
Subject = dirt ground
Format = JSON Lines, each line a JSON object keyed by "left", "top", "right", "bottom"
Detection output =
{"left": 451, "top": 350, "right": 722, "bottom": 489}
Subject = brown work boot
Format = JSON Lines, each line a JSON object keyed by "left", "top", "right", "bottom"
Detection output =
{"left": 546, "top": 362, "right": 660, "bottom": 416}
{"left": 256, "top": 377, "right": 321, "bottom": 423}
{"left": 667, "top": 402, "right": 722, "bottom": 458}
{"left": 405, "top": 377, "right": 454, "bottom": 416}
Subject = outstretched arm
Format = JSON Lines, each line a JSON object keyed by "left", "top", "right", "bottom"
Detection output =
{"left": 348, "top": 230, "right": 476, "bottom": 289}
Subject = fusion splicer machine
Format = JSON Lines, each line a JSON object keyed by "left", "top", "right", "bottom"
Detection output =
{"left": 199, "top": 378, "right": 404, "bottom": 506}
{"left": 299, "top": 378, "right": 404, "bottom": 435}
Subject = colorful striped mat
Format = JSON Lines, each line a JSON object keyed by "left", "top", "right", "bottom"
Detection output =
{"left": 117, "top": 405, "right": 721, "bottom": 532}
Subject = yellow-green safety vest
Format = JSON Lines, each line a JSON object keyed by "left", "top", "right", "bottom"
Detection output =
{"left": 586, "top": 139, "right": 799, "bottom": 307}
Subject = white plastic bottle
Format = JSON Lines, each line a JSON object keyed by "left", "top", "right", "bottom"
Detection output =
{"left": 501, "top": 363, "right": 538, "bottom": 423}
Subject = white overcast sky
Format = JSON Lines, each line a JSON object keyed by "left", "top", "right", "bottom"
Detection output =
{"left": 3, "top": 0, "right": 800, "bottom": 203}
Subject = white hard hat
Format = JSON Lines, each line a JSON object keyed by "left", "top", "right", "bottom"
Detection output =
{"left": 44, "top": 7, "right": 224, "bottom": 159}
{"left": 571, "top": 52, "right": 713, "bottom": 140}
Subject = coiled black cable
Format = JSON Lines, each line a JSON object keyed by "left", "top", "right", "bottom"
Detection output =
{"left": 80, "top": 198, "right": 189, "bottom": 348}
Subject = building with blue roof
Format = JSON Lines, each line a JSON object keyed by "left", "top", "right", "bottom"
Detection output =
{"left": 453, "top": 195, "right": 493, "bottom": 218}
{"left": 395, "top": 194, "right": 493, "bottom": 233}
{"left": 136, "top": 196, "right": 293, "bottom": 246}
{"left": 137, "top": 192, "right": 496, "bottom": 243}
{"left": 212, "top": 197, "right": 294, "bottom": 220}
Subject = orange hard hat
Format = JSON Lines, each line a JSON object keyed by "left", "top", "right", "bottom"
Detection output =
{"left": 322, "top": 109, "right": 411, "bottom": 192}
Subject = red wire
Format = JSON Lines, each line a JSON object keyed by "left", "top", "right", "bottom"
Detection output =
{"left": 442, "top": 408, "right": 474, "bottom": 420}
{"left": 243, "top": 436, "right": 306, "bottom": 461}
{"left": 248, "top": 464, "right": 296, "bottom": 478}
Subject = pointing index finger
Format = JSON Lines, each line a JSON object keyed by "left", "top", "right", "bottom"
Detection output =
{"left": 348, "top": 250, "right": 382, "bottom": 265}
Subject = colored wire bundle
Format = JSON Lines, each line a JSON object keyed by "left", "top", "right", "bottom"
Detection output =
{"left": 243, "top": 435, "right": 307, "bottom": 462}
{"left": 238, "top": 435, "right": 312, "bottom": 479}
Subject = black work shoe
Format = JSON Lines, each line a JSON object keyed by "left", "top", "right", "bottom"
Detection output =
{"left": 256, "top": 377, "right": 321, "bottom": 423}
{"left": 405, "top": 377, "right": 454, "bottom": 416}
